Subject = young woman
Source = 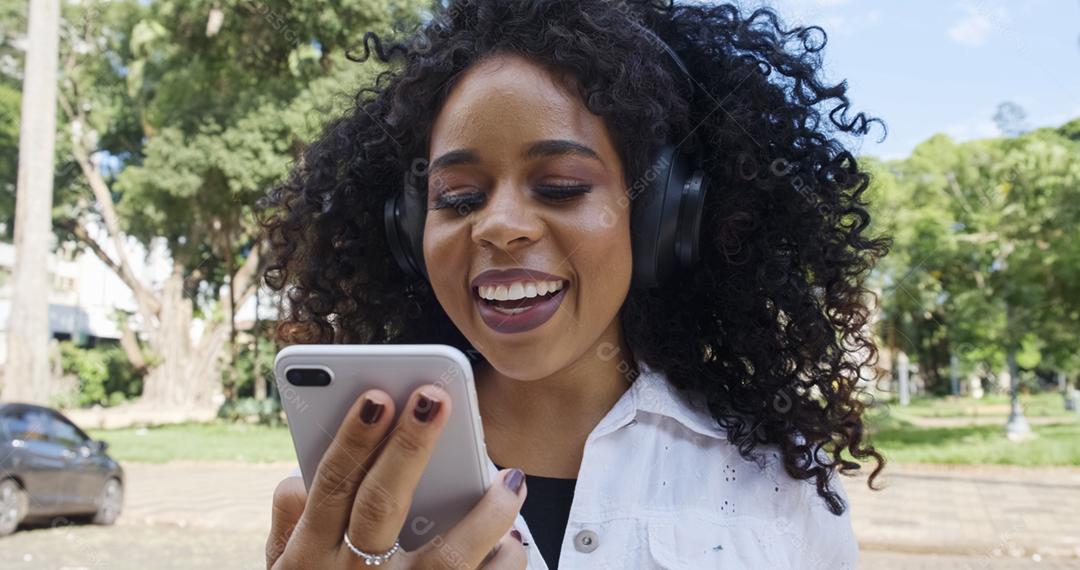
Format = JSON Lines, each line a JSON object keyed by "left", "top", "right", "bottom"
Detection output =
{"left": 260, "top": 1, "right": 890, "bottom": 568}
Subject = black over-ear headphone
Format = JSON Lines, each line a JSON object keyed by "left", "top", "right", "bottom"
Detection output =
{"left": 384, "top": 19, "right": 709, "bottom": 289}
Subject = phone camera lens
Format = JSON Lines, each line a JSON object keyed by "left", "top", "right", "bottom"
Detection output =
{"left": 286, "top": 368, "right": 331, "bottom": 386}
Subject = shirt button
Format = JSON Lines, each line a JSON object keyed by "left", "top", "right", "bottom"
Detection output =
{"left": 574, "top": 529, "right": 599, "bottom": 553}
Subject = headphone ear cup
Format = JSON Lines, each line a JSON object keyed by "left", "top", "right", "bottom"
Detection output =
{"left": 676, "top": 167, "right": 708, "bottom": 269}
{"left": 631, "top": 144, "right": 680, "bottom": 288}
{"left": 630, "top": 144, "right": 709, "bottom": 289}
{"left": 384, "top": 187, "right": 429, "bottom": 280}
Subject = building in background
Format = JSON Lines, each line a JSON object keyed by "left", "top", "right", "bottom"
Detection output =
{"left": 0, "top": 228, "right": 270, "bottom": 367}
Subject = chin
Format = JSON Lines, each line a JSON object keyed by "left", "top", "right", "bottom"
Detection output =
{"left": 464, "top": 328, "right": 562, "bottom": 379}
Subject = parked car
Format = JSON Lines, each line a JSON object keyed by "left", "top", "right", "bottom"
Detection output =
{"left": 0, "top": 402, "right": 124, "bottom": 536}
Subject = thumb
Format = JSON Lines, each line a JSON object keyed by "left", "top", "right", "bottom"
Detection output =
{"left": 267, "top": 476, "right": 307, "bottom": 569}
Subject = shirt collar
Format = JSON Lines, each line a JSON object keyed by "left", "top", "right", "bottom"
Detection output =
{"left": 589, "top": 357, "right": 727, "bottom": 442}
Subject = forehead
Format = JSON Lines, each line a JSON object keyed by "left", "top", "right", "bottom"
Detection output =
{"left": 428, "top": 53, "right": 608, "bottom": 155}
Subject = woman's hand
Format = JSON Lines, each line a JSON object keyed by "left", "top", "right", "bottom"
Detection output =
{"left": 266, "top": 385, "right": 528, "bottom": 569}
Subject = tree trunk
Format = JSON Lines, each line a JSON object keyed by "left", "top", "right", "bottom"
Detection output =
{"left": 138, "top": 262, "right": 196, "bottom": 406}
{"left": 253, "top": 284, "right": 267, "bottom": 401}
{"left": 62, "top": 109, "right": 266, "bottom": 412}
{"left": 133, "top": 249, "right": 261, "bottom": 410}
{"left": 2, "top": 0, "right": 60, "bottom": 404}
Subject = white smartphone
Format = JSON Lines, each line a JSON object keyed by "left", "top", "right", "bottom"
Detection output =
{"left": 274, "top": 344, "right": 491, "bottom": 551}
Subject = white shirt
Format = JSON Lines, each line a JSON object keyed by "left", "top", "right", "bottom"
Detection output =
{"left": 288, "top": 359, "right": 860, "bottom": 569}
{"left": 485, "top": 359, "right": 860, "bottom": 570}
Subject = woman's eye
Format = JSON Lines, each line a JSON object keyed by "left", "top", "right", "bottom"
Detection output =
{"left": 431, "top": 192, "right": 485, "bottom": 214}
{"left": 535, "top": 184, "right": 592, "bottom": 202}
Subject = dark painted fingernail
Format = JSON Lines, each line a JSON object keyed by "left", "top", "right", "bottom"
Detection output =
{"left": 504, "top": 468, "right": 525, "bottom": 494}
{"left": 414, "top": 393, "right": 441, "bottom": 423}
{"left": 360, "top": 397, "right": 384, "bottom": 425}
{"left": 511, "top": 529, "right": 523, "bottom": 543}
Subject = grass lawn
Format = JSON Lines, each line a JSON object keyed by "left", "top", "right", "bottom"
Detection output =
{"left": 855, "top": 404, "right": 1080, "bottom": 466}
{"left": 867, "top": 420, "right": 1080, "bottom": 466}
{"left": 86, "top": 422, "right": 296, "bottom": 463}
{"left": 85, "top": 393, "right": 1080, "bottom": 467}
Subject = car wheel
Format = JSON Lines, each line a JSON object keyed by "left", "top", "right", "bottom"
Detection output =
{"left": 0, "top": 479, "right": 28, "bottom": 536}
{"left": 91, "top": 478, "right": 123, "bottom": 525}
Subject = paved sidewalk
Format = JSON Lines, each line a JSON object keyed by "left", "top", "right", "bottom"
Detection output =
{"left": 845, "top": 462, "right": 1080, "bottom": 561}
{"left": 117, "top": 461, "right": 1080, "bottom": 561}
{"left": 1, "top": 461, "right": 1078, "bottom": 568}
{"left": 117, "top": 460, "right": 293, "bottom": 532}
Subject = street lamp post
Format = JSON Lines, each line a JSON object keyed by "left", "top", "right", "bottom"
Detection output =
{"left": 897, "top": 351, "right": 910, "bottom": 406}
{"left": 1003, "top": 344, "right": 1032, "bottom": 440}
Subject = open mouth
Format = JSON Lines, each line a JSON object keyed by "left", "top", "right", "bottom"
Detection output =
{"left": 474, "top": 279, "right": 567, "bottom": 314}
{"left": 471, "top": 277, "right": 569, "bottom": 334}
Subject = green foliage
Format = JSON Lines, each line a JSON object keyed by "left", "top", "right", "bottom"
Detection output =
{"left": 225, "top": 333, "right": 277, "bottom": 397}
{"left": 98, "top": 0, "right": 427, "bottom": 284}
{"left": 218, "top": 332, "right": 281, "bottom": 426}
{"left": 0, "top": 81, "right": 18, "bottom": 239}
{"left": 40, "top": 0, "right": 427, "bottom": 388}
{"left": 217, "top": 396, "right": 284, "bottom": 427}
{"left": 56, "top": 341, "right": 144, "bottom": 407}
{"left": 873, "top": 119, "right": 1080, "bottom": 392}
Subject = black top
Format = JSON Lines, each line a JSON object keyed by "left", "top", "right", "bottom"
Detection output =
{"left": 494, "top": 462, "right": 577, "bottom": 570}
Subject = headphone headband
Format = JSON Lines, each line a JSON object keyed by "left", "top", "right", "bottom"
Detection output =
{"left": 624, "top": 18, "right": 697, "bottom": 97}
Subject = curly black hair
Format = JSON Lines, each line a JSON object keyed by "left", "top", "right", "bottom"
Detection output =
{"left": 260, "top": 0, "right": 892, "bottom": 516}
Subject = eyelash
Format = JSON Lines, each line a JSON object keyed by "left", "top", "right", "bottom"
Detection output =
{"left": 430, "top": 184, "right": 592, "bottom": 213}
{"left": 537, "top": 184, "right": 592, "bottom": 201}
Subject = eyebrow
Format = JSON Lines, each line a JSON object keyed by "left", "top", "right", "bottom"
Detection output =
{"left": 428, "top": 139, "right": 602, "bottom": 174}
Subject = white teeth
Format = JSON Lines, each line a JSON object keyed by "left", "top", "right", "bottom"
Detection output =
{"left": 477, "top": 279, "right": 565, "bottom": 301}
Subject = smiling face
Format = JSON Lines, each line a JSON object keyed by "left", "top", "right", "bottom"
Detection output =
{"left": 423, "top": 52, "right": 633, "bottom": 381}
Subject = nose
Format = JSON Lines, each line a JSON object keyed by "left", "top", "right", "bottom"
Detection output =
{"left": 470, "top": 184, "right": 544, "bottom": 254}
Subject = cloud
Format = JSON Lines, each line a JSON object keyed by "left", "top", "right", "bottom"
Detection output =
{"left": 944, "top": 120, "right": 1000, "bottom": 140}
{"left": 947, "top": 4, "right": 1008, "bottom": 46}
{"left": 744, "top": 0, "right": 877, "bottom": 34}
{"left": 805, "top": 8, "right": 882, "bottom": 37}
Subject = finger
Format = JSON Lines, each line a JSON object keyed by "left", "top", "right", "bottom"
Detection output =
{"left": 347, "top": 384, "right": 452, "bottom": 554}
{"left": 299, "top": 389, "right": 395, "bottom": 547}
{"left": 479, "top": 529, "right": 528, "bottom": 569}
{"left": 266, "top": 476, "right": 306, "bottom": 569}
{"left": 414, "top": 468, "right": 527, "bottom": 569}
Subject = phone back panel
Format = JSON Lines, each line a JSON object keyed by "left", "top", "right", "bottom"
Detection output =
{"left": 274, "top": 344, "right": 490, "bottom": 551}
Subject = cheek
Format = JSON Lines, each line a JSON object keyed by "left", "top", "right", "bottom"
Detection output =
{"left": 422, "top": 219, "right": 471, "bottom": 310}
{"left": 570, "top": 198, "right": 633, "bottom": 298}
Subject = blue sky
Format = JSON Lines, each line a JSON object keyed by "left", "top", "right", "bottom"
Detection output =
{"left": 729, "top": 0, "right": 1080, "bottom": 159}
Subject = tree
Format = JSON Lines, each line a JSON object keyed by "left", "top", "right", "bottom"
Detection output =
{"left": 874, "top": 119, "right": 1080, "bottom": 397}
{"left": 0, "top": 2, "right": 27, "bottom": 236}
{"left": 49, "top": 0, "right": 425, "bottom": 413}
{"left": 2, "top": 0, "right": 60, "bottom": 404}
{"left": 0, "top": 84, "right": 18, "bottom": 239}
